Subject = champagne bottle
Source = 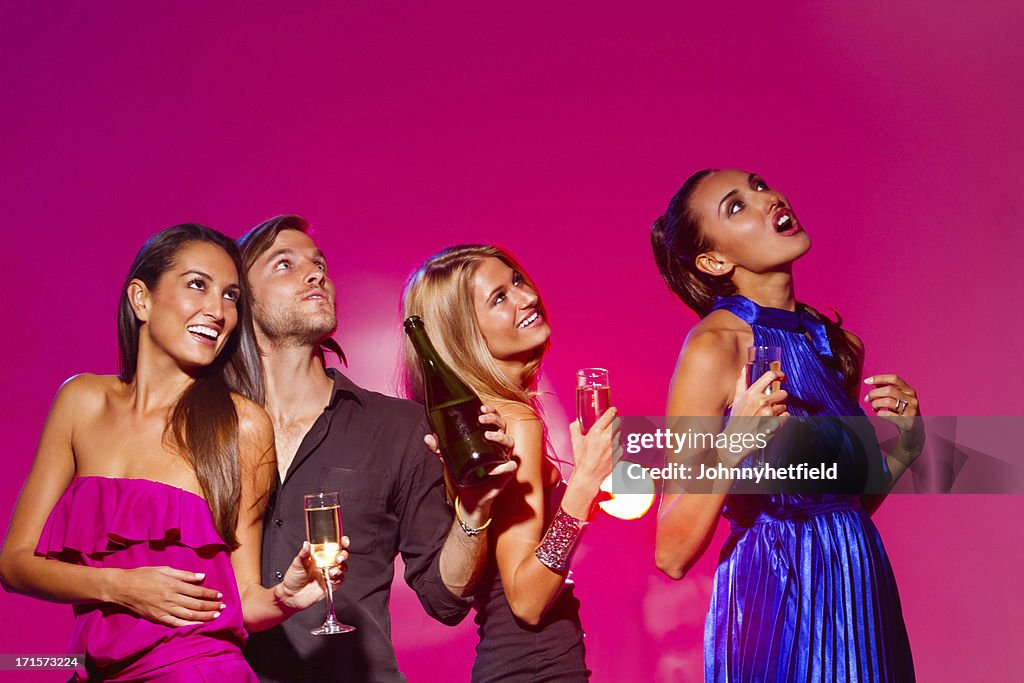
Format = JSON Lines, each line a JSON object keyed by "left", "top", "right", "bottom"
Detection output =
{"left": 404, "top": 315, "right": 509, "bottom": 486}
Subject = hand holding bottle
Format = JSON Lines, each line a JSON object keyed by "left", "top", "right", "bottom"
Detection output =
{"left": 424, "top": 404, "right": 518, "bottom": 526}
{"left": 406, "top": 316, "right": 511, "bottom": 487}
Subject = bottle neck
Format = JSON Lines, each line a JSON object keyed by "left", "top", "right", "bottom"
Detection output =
{"left": 405, "top": 320, "right": 476, "bottom": 407}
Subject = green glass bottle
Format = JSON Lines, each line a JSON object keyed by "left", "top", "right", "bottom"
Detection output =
{"left": 404, "top": 315, "right": 509, "bottom": 486}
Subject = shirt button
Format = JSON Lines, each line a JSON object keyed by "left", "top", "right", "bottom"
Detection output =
{"left": 275, "top": 571, "right": 284, "bottom": 580}
{"left": 275, "top": 518, "right": 284, "bottom": 527}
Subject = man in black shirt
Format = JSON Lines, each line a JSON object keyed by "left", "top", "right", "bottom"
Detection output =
{"left": 238, "top": 216, "right": 512, "bottom": 682}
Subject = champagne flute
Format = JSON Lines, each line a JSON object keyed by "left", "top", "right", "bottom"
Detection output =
{"left": 304, "top": 492, "right": 355, "bottom": 635}
{"left": 576, "top": 368, "right": 611, "bottom": 435}
{"left": 576, "top": 368, "right": 655, "bottom": 519}
{"left": 746, "top": 346, "right": 782, "bottom": 467}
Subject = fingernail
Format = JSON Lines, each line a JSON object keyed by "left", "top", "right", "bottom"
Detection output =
{"left": 864, "top": 395, "right": 870, "bottom": 402}
{"left": 220, "top": 603, "right": 227, "bottom": 610}
{"left": 213, "top": 612, "right": 221, "bottom": 619}
{"left": 863, "top": 378, "right": 874, "bottom": 384}
{"left": 195, "top": 573, "right": 205, "bottom": 580}
{"left": 216, "top": 592, "right": 223, "bottom": 599}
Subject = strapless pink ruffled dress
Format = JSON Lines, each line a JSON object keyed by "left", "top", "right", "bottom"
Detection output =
{"left": 35, "top": 477, "right": 258, "bottom": 682}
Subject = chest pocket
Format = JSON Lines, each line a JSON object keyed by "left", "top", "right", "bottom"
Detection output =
{"left": 318, "top": 467, "right": 389, "bottom": 555}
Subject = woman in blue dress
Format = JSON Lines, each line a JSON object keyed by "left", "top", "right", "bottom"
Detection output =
{"left": 651, "top": 169, "right": 923, "bottom": 682}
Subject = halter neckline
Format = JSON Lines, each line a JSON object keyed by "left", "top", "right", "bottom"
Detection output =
{"left": 710, "top": 295, "right": 833, "bottom": 358}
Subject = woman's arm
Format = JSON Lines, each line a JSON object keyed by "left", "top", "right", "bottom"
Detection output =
{"left": 862, "top": 372, "right": 925, "bottom": 514}
{"left": 844, "top": 329, "right": 886, "bottom": 514}
{"left": 842, "top": 330, "right": 926, "bottom": 513}
{"left": 490, "top": 403, "right": 617, "bottom": 627}
{"left": 654, "top": 332, "right": 734, "bottom": 580}
{"left": 229, "top": 397, "right": 346, "bottom": 633}
{"left": 0, "top": 375, "right": 223, "bottom": 626}
{"left": 654, "top": 330, "right": 788, "bottom": 580}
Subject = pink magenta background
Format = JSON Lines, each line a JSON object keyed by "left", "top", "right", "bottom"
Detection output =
{"left": 2, "top": 2, "right": 1022, "bottom": 681}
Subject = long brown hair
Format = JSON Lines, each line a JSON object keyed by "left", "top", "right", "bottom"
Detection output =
{"left": 400, "top": 245, "right": 549, "bottom": 410}
{"left": 118, "top": 224, "right": 264, "bottom": 547}
{"left": 651, "top": 170, "right": 862, "bottom": 397}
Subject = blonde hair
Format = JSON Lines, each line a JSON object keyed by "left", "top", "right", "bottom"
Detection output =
{"left": 401, "top": 245, "right": 549, "bottom": 410}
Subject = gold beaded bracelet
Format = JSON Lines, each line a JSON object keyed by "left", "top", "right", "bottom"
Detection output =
{"left": 454, "top": 496, "right": 493, "bottom": 537}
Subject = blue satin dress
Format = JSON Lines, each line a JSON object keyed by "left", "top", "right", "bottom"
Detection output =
{"left": 705, "top": 296, "right": 915, "bottom": 682}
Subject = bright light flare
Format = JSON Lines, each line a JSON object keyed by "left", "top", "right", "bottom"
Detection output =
{"left": 596, "top": 461, "right": 655, "bottom": 520}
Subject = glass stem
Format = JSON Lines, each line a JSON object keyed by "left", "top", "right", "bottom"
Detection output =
{"left": 322, "top": 567, "right": 339, "bottom": 625}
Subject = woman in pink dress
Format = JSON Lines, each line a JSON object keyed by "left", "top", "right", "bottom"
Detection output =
{"left": 0, "top": 224, "right": 344, "bottom": 681}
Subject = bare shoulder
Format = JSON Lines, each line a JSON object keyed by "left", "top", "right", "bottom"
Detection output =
{"left": 35, "top": 375, "right": 119, "bottom": 471}
{"left": 58, "top": 372, "right": 116, "bottom": 397}
{"left": 498, "top": 403, "right": 543, "bottom": 447}
{"left": 701, "top": 307, "right": 751, "bottom": 334}
{"left": 52, "top": 373, "right": 119, "bottom": 416}
{"left": 678, "top": 315, "right": 744, "bottom": 373}
{"left": 231, "top": 394, "right": 274, "bottom": 444}
{"left": 668, "top": 316, "right": 744, "bottom": 415}
{"left": 488, "top": 400, "right": 545, "bottom": 466}
{"left": 490, "top": 399, "right": 540, "bottom": 425}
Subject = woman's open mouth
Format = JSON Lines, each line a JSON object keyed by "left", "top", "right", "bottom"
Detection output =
{"left": 773, "top": 208, "right": 801, "bottom": 236}
{"left": 187, "top": 324, "right": 220, "bottom": 346}
{"left": 517, "top": 310, "right": 541, "bottom": 329}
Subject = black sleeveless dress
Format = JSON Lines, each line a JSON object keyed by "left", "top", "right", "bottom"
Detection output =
{"left": 470, "top": 481, "right": 590, "bottom": 682}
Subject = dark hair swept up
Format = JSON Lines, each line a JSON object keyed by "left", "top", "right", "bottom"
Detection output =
{"left": 237, "top": 214, "right": 346, "bottom": 366}
{"left": 650, "top": 169, "right": 732, "bottom": 318}
{"left": 651, "top": 170, "right": 863, "bottom": 398}
{"left": 117, "top": 224, "right": 265, "bottom": 547}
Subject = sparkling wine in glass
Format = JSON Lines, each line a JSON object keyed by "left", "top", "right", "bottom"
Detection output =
{"left": 747, "top": 346, "right": 782, "bottom": 396}
{"left": 576, "top": 368, "right": 611, "bottom": 435}
{"left": 304, "top": 492, "right": 355, "bottom": 635}
{"left": 577, "top": 367, "right": 620, "bottom": 515}
{"left": 746, "top": 346, "right": 782, "bottom": 467}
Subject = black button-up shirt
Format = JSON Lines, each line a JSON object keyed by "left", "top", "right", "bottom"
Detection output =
{"left": 246, "top": 371, "right": 472, "bottom": 682}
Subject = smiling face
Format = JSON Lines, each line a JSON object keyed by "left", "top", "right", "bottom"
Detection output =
{"left": 246, "top": 229, "right": 338, "bottom": 347}
{"left": 687, "top": 169, "right": 811, "bottom": 276}
{"left": 471, "top": 256, "right": 550, "bottom": 362}
{"left": 130, "top": 240, "right": 241, "bottom": 371}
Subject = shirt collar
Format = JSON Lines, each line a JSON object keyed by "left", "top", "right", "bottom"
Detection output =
{"left": 325, "top": 367, "right": 365, "bottom": 409}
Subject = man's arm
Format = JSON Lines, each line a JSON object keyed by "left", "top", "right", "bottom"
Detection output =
{"left": 435, "top": 456, "right": 516, "bottom": 598}
{"left": 435, "top": 498, "right": 491, "bottom": 598}
{"left": 396, "top": 406, "right": 515, "bottom": 622}
{"left": 394, "top": 417, "right": 477, "bottom": 625}
{"left": 432, "top": 405, "right": 516, "bottom": 598}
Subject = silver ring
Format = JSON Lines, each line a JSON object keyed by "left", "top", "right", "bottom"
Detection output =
{"left": 895, "top": 399, "right": 908, "bottom": 415}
